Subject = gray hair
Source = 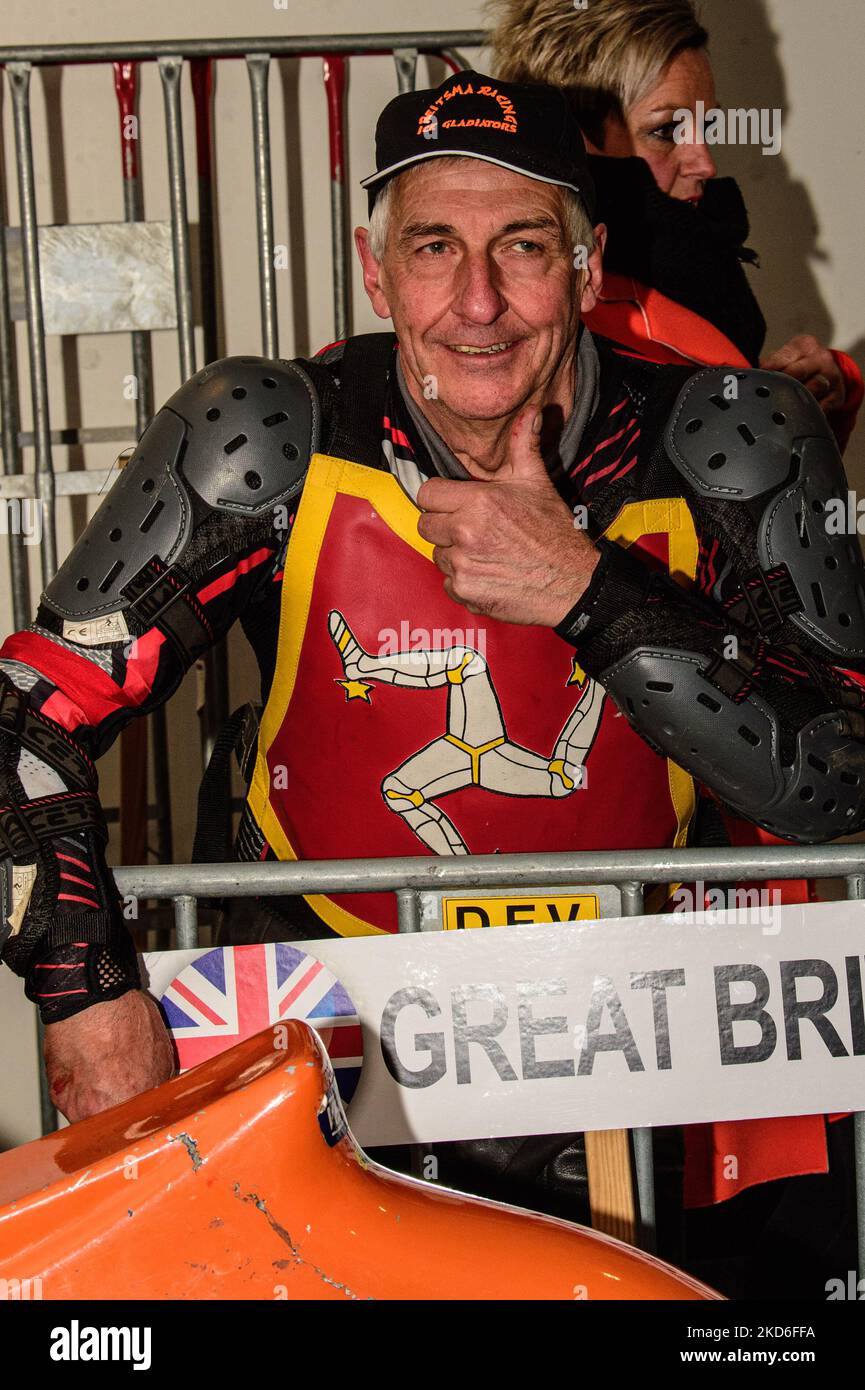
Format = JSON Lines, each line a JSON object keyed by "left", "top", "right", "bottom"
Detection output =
{"left": 367, "top": 157, "right": 596, "bottom": 262}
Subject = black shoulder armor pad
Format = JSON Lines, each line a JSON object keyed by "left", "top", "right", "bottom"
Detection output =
{"left": 43, "top": 356, "right": 318, "bottom": 627}
{"left": 603, "top": 645, "right": 865, "bottom": 843}
{"left": 165, "top": 355, "right": 319, "bottom": 512}
{"left": 665, "top": 366, "right": 865, "bottom": 660}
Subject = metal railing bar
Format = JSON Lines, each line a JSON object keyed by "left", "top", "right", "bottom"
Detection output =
{"left": 113, "top": 59, "right": 174, "bottom": 871}
{"left": 631, "top": 1129, "right": 656, "bottom": 1254}
{"left": 322, "top": 56, "right": 349, "bottom": 342}
{"left": 187, "top": 55, "right": 232, "bottom": 833}
{"left": 395, "top": 888, "right": 422, "bottom": 933}
{"left": 6, "top": 428, "right": 139, "bottom": 451}
{"left": 160, "top": 55, "right": 221, "bottom": 775}
{"left": 620, "top": 880, "right": 656, "bottom": 1252}
{"left": 393, "top": 47, "right": 419, "bottom": 94}
{"left": 158, "top": 56, "right": 196, "bottom": 382}
{"left": 7, "top": 62, "right": 58, "bottom": 585}
{"left": 0, "top": 78, "right": 31, "bottom": 630}
{"left": 114, "top": 63, "right": 155, "bottom": 441}
{"left": 247, "top": 54, "right": 278, "bottom": 359}
{"left": 619, "top": 880, "right": 645, "bottom": 916}
{"left": 113, "top": 844, "right": 865, "bottom": 899}
{"left": 0, "top": 34, "right": 487, "bottom": 66}
{"left": 190, "top": 57, "right": 219, "bottom": 366}
{"left": 173, "top": 894, "right": 199, "bottom": 949}
{"left": 0, "top": 466, "right": 122, "bottom": 498}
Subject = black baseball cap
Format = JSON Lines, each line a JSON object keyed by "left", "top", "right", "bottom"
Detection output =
{"left": 361, "top": 70, "right": 596, "bottom": 222}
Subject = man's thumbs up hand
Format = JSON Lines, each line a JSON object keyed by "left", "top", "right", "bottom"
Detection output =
{"left": 492, "top": 406, "right": 550, "bottom": 481}
{"left": 416, "top": 407, "right": 599, "bottom": 626}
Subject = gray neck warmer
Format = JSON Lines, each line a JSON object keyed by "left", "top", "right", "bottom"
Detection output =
{"left": 396, "top": 328, "right": 601, "bottom": 481}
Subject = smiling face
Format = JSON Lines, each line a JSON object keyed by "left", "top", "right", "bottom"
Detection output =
{"left": 594, "top": 47, "right": 718, "bottom": 202}
{"left": 355, "top": 160, "right": 603, "bottom": 438}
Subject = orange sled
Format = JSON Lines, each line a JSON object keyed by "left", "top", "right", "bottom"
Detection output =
{"left": 0, "top": 1021, "right": 719, "bottom": 1300}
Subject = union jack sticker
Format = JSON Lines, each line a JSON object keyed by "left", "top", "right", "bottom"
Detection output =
{"left": 159, "top": 943, "right": 363, "bottom": 1105}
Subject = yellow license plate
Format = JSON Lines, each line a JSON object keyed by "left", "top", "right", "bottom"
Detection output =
{"left": 442, "top": 893, "right": 600, "bottom": 929}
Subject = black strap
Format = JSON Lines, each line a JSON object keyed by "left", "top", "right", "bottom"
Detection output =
{"left": 309, "top": 332, "right": 397, "bottom": 470}
{"left": 688, "top": 793, "right": 733, "bottom": 912}
{"left": 0, "top": 789, "right": 107, "bottom": 859}
{"left": 691, "top": 793, "right": 733, "bottom": 849}
{"left": 44, "top": 909, "right": 116, "bottom": 947}
{"left": 0, "top": 675, "right": 95, "bottom": 791}
{"left": 728, "top": 563, "right": 803, "bottom": 638}
{"left": 192, "top": 704, "right": 253, "bottom": 864}
{"left": 555, "top": 537, "right": 655, "bottom": 645}
{"left": 122, "top": 560, "right": 214, "bottom": 664}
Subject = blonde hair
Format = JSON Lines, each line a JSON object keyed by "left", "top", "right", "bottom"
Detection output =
{"left": 487, "top": 0, "right": 708, "bottom": 146}
{"left": 367, "top": 157, "right": 596, "bottom": 261}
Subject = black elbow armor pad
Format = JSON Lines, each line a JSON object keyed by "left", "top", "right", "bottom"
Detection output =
{"left": 603, "top": 645, "right": 865, "bottom": 842}
{"left": 666, "top": 367, "right": 865, "bottom": 660}
{"left": 39, "top": 357, "right": 319, "bottom": 657}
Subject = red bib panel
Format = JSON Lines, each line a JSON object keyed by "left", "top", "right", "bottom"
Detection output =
{"left": 248, "top": 456, "right": 698, "bottom": 936}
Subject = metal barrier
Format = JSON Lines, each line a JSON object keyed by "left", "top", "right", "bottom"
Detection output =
{"left": 115, "top": 842, "right": 865, "bottom": 1269}
{"left": 0, "top": 29, "right": 486, "bottom": 846}
{"left": 0, "top": 23, "right": 484, "bottom": 1146}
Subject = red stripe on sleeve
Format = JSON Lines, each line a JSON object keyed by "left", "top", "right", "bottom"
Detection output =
{"left": 197, "top": 547, "right": 274, "bottom": 606}
{"left": 1, "top": 629, "right": 166, "bottom": 730}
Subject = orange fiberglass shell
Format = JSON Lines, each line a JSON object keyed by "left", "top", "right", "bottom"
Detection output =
{"left": 0, "top": 1021, "right": 719, "bottom": 1301}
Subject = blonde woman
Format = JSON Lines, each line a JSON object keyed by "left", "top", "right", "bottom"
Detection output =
{"left": 489, "top": 0, "right": 862, "bottom": 454}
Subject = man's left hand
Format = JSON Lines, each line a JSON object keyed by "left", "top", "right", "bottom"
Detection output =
{"left": 416, "top": 408, "right": 599, "bottom": 626}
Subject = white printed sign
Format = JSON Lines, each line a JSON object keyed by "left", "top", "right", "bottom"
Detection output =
{"left": 143, "top": 898, "right": 865, "bottom": 1147}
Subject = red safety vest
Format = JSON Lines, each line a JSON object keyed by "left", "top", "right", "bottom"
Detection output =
{"left": 246, "top": 453, "right": 699, "bottom": 936}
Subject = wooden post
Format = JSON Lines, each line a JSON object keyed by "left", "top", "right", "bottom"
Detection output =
{"left": 585, "top": 1129, "right": 638, "bottom": 1246}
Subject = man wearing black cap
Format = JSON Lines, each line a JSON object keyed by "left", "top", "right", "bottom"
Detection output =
{"left": 354, "top": 74, "right": 602, "bottom": 527}
{"left": 1, "top": 69, "right": 864, "bottom": 1197}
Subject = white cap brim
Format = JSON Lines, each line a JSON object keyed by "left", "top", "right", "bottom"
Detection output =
{"left": 361, "top": 148, "right": 584, "bottom": 200}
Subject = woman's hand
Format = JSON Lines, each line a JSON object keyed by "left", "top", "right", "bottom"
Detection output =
{"left": 761, "top": 335, "right": 847, "bottom": 415}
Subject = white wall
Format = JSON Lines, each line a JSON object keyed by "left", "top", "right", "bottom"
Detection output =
{"left": 1, "top": 0, "right": 863, "bottom": 1147}
{"left": 699, "top": 0, "right": 865, "bottom": 483}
